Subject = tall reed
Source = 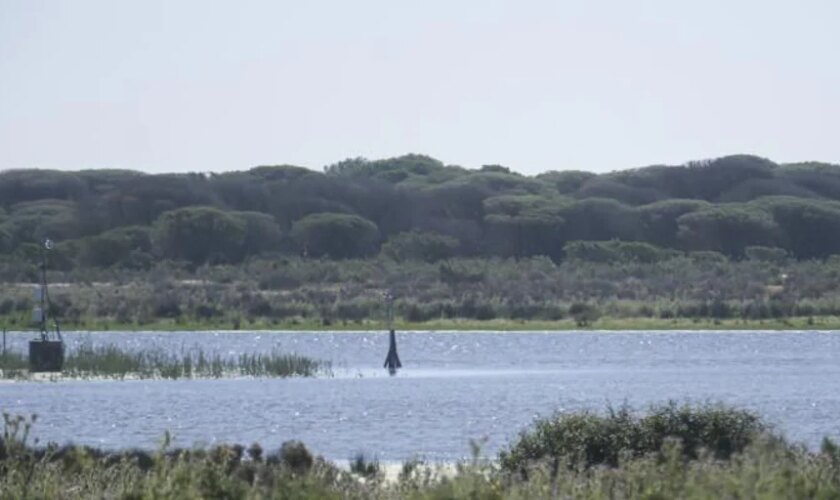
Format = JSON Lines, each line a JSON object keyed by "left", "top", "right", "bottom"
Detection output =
{"left": 0, "top": 341, "right": 329, "bottom": 380}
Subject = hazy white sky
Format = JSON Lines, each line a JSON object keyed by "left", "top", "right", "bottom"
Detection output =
{"left": 1, "top": 0, "right": 838, "bottom": 175}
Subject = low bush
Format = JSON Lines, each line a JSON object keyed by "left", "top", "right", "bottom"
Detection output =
{"left": 499, "top": 402, "right": 769, "bottom": 473}
{"left": 2, "top": 406, "right": 840, "bottom": 498}
{"left": 349, "top": 452, "right": 380, "bottom": 479}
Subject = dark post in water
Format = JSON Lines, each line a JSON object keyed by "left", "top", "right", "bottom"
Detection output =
{"left": 383, "top": 293, "right": 401, "bottom": 375}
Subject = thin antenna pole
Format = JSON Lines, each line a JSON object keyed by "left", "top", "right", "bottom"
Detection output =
{"left": 38, "top": 238, "right": 61, "bottom": 341}
{"left": 40, "top": 242, "right": 48, "bottom": 341}
{"left": 385, "top": 293, "right": 394, "bottom": 331}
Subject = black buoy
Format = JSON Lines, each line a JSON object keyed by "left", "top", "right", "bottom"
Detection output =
{"left": 29, "top": 339, "right": 64, "bottom": 372}
{"left": 382, "top": 292, "right": 401, "bottom": 375}
{"left": 28, "top": 238, "right": 64, "bottom": 373}
{"left": 383, "top": 329, "right": 401, "bottom": 375}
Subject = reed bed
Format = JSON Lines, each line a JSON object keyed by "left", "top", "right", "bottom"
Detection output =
{"left": 0, "top": 352, "right": 27, "bottom": 379}
{"left": 0, "top": 341, "right": 329, "bottom": 380}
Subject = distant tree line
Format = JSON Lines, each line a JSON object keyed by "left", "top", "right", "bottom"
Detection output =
{"left": 3, "top": 154, "right": 840, "bottom": 270}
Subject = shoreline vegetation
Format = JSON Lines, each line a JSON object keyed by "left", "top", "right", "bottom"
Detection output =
{"left": 0, "top": 341, "right": 330, "bottom": 380}
{"left": 5, "top": 316, "right": 840, "bottom": 332}
{"left": 7, "top": 251, "right": 840, "bottom": 335}
{"left": 7, "top": 155, "right": 840, "bottom": 340}
{"left": 3, "top": 402, "right": 840, "bottom": 498}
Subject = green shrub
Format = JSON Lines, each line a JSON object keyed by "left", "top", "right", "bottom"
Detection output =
{"left": 745, "top": 246, "right": 788, "bottom": 263}
{"left": 349, "top": 453, "right": 380, "bottom": 479}
{"left": 2, "top": 406, "right": 840, "bottom": 499}
{"left": 569, "top": 302, "right": 600, "bottom": 326}
{"left": 380, "top": 230, "right": 459, "bottom": 262}
{"left": 278, "top": 441, "right": 313, "bottom": 474}
{"left": 499, "top": 402, "right": 769, "bottom": 473}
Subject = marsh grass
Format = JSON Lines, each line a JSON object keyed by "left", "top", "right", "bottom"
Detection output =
{"left": 7, "top": 255, "right": 840, "bottom": 332}
{"left": 349, "top": 452, "right": 380, "bottom": 479}
{"left": 0, "top": 341, "right": 329, "bottom": 380}
{"left": 0, "top": 351, "right": 27, "bottom": 378}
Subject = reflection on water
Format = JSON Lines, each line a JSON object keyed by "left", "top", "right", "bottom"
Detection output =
{"left": 2, "top": 330, "right": 840, "bottom": 461}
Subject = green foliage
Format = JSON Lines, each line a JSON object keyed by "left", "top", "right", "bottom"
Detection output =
{"left": 380, "top": 230, "right": 459, "bottom": 262}
{"left": 234, "top": 211, "right": 286, "bottom": 256}
{"left": 636, "top": 199, "right": 711, "bottom": 248}
{"left": 154, "top": 206, "right": 247, "bottom": 264}
{"left": 442, "top": 171, "right": 545, "bottom": 196}
{"left": 279, "top": 440, "right": 314, "bottom": 474}
{"left": 559, "top": 198, "right": 639, "bottom": 242}
{"left": 758, "top": 197, "right": 840, "bottom": 258}
{"left": 578, "top": 178, "right": 665, "bottom": 205}
{"left": 10, "top": 251, "right": 840, "bottom": 328}
{"left": 613, "top": 155, "right": 776, "bottom": 201}
{"left": 5, "top": 153, "right": 840, "bottom": 268}
{"left": 568, "top": 302, "right": 601, "bottom": 326}
{"left": 0, "top": 341, "right": 330, "bottom": 380}
{"left": 291, "top": 212, "right": 379, "bottom": 259}
{"left": 719, "top": 177, "right": 820, "bottom": 202}
{"left": 483, "top": 195, "right": 566, "bottom": 258}
{"left": 77, "top": 226, "right": 152, "bottom": 268}
{"left": 499, "top": 402, "right": 768, "bottom": 472}
{"left": 745, "top": 246, "right": 788, "bottom": 263}
{"left": 0, "top": 169, "right": 88, "bottom": 209}
{"left": 687, "top": 250, "right": 729, "bottom": 263}
{"left": 536, "top": 169, "right": 596, "bottom": 194}
{"left": 564, "top": 240, "right": 669, "bottom": 264}
{"left": 3, "top": 406, "right": 840, "bottom": 499}
{"left": 324, "top": 154, "right": 447, "bottom": 184}
{"left": 565, "top": 241, "right": 618, "bottom": 263}
{"left": 1, "top": 200, "right": 82, "bottom": 245}
{"left": 349, "top": 453, "right": 380, "bottom": 479}
{"left": 677, "top": 205, "right": 779, "bottom": 257}
{"left": 0, "top": 226, "right": 12, "bottom": 253}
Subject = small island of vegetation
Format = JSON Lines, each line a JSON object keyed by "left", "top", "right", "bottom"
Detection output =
{"left": 0, "top": 341, "right": 329, "bottom": 380}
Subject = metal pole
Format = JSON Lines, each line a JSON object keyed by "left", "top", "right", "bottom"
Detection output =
{"left": 2, "top": 327, "right": 6, "bottom": 356}
{"left": 40, "top": 243, "right": 48, "bottom": 341}
{"left": 385, "top": 293, "right": 394, "bottom": 331}
{"left": 38, "top": 239, "right": 61, "bottom": 341}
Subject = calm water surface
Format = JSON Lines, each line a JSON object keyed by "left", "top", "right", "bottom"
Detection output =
{"left": 2, "top": 330, "right": 840, "bottom": 461}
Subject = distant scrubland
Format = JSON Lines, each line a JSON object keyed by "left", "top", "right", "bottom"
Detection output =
{"left": 5, "top": 154, "right": 840, "bottom": 329}
{"left": 0, "top": 253, "right": 838, "bottom": 330}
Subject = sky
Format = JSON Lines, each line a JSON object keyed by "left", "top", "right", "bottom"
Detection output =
{"left": 1, "top": 0, "right": 838, "bottom": 175}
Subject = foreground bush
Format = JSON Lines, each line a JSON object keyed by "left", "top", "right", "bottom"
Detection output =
{"left": 499, "top": 402, "right": 768, "bottom": 473}
{"left": 3, "top": 406, "right": 840, "bottom": 499}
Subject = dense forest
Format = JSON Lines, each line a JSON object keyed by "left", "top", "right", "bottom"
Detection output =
{"left": 2, "top": 153, "right": 840, "bottom": 275}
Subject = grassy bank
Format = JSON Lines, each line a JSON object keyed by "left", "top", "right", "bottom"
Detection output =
{"left": 2, "top": 403, "right": 840, "bottom": 498}
{"left": 4, "top": 314, "right": 840, "bottom": 332}
{"left": 0, "top": 341, "right": 330, "bottom": 380}
{"left": 5, "top": 256, "right": 840, "bottom": 334}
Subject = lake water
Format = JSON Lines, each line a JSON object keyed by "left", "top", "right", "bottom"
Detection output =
{"left": 2, "top": 330, "right": 840, "bottom": 462}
